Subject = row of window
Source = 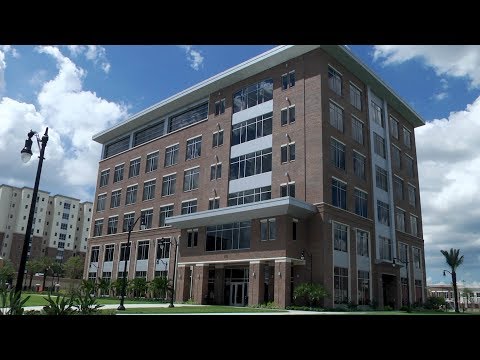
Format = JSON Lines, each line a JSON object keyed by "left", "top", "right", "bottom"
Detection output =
{"left": 328, "top": 66, "right": 363, "bottom": 112}
{"left": 90, "top": 239, "right": 171, "bottom": 263}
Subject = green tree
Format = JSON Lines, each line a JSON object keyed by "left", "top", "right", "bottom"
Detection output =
{"left": 293, "top": 283, "right": 329, "bottom": 307}
{"left": 38, "top": 257, "right": 54, "bottom": 291}
{"left": 0, "top": 259, "right": 15, "bottom": 288}
{"left": 63, "top": 256, "right": 85, "bottom": 279}
{"left": 97, "top": 277, "right": 110, "bottom": 296}
{"left": 110, "top": 278, "right": 127, "bottom": 297}
{"left": 149, "top": 276, "right": 170, "bottom": 299}
{"left": 440, "top": 248, "right": 464, "bottom": 313}
{"left": 131, "top": 278, "right": 148, "bottom": 298}
{"left": 26, "top": 259, "right": 43, "bottom": 290}
{"left": 50, "top": 261, "right": 64, "bottom": 289}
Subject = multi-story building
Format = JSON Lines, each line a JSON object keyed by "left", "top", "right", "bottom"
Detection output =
{"left": 86, "top": 45, "right": 426, "bottom": 309}
{"left": 428, "top": 284, "right": 480, "bottom": 310}
{"left": 0, "top": 184, "right": 92, "bottom": 268}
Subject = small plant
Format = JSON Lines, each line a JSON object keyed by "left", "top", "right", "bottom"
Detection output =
{"left": 74, "top": 290, "right": 104, "bottom": 315}
{"left": 43, "top": 293, "right": 75, "bottom": 315}
{"left": 293, "top": 283, "right": 328, "bottom": 307}
{"left": 383, "top": 305, "right": 393, "bottom": 311}
{"left": 0, "top": 288, "right": 30, "bottom": 315}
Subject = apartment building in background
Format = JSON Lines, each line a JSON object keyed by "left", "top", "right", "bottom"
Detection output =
{"left": 86, "top": 45, "right": 426, "bottom": 309}
{"left": 0, "top": 184, "right": 92, "bottom": 268}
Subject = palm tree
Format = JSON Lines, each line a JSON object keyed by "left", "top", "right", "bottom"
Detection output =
{"left": 440, "top": 248, "right": 464, "bottom": 313}
{"left": 26, "top": 259, "right": 42, "bottom": 290}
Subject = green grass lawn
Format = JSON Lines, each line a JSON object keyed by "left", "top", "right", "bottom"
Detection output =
{"left": 107, "top": 306, "right": 287, "bottom": 314}
{"left": 20, "top": 293, "right": 168, "bottom": 307}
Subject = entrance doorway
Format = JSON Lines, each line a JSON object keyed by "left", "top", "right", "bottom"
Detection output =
{"left": 230, "top": 282, "right": 247, "bottom": 306}
{"left": 382, "top": 274, "right": 397, "bottom": 309}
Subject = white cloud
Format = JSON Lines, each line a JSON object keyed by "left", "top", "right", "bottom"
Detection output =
{"left": 373, "top": 45, "right": 480, "bottom": 88}
{"left": 432, "top": 92, "right": 448, "bottom": 101}
{"left": 29, "top": 69, "right": 48, "bottom": 87}
{"left": 0, "top": 45, "right": 18, "bottom": 93}
{"left": 0, "top": 46, "right": 128, "bottom": 202}
{"left": 178, "top": 45, "right": 204, "bottom": 71}
{"left": 440, "top": 78, "right": 448, "bottom": 90}
{"left": 416, "top": 96, "right": 480, "bottom": 283}
{"left": 65, "top": 45, "right": 111, "bottom": 74}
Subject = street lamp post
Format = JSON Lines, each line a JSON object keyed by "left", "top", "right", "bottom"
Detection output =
{"left": 117, "top": 215, "right": 145, "bottom": 311}
{"left": 300, "top": 250, "right": 313, "bottom": 284}
{"left": 15, "top": 128, "right": 49, "bottom": 295}
{"left": 393, "top": 257, "right": 410, "bottom": 309}
{"left": 159, "top": 237, "right": 178, "bottom": 308}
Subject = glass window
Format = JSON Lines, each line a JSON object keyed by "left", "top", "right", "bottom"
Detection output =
{"left": 403, "top": 127, "right": 411, "bottom": 148}
{"left": 375, "top": 166, "right": 388, "bottom": 192}
{"left": 100, "top": 169, "right": 109, "bottom": 187}
{"left": 142, "top": 180, "right": 156, "bottom": 201}
{"left": 125, "top": 185, "right": 137, "bottom": 205}
{"left": 377, "top": 200, "right": 390, "bottom": 226}
{"left": 107, "top": 216, "right": 118, "bottom": 235}
{"left": 104, "top": 136, "right": 129, "bottom": 159}
{"left": 332, "top": 178, "right": 346, "bottom": 210}
{"left": 169, "top": 102, "right": 208, "bottom": 132}
{"left": 186, "top": 136, "right": 202, "bottom": 160}
{"left": 354, "top": 189, "right": 368, "bottom": 218}
{"left": 353, "top": 152, "right": 365, "bottom": 180}
{"left": 356, "top": 230, "right": 369, "bottom": 257}
{"left": 141, "top": 209, "right": 153, "bottom": 229}
{"left": 93, "top": 219, "right": 103, "bottom": 237}
{"left": 129, "top": 158, "right": 141, "bottom": 178}
{"left": 164, "top": 144, "right": 179, "bottom": 167}
{"left": 90, "top": 246, "right": 100, "bottom": 262}
{"left": 227, "top": 186, "right": 271, "bottom": 206}
{"left": 260, "top": 218, "right": 276, "bottom": 241}
{"left": 333, "top": 223, "right": 348, "bottom": 252}
{"left": 183, "top": 167, "right": 200, "bottom": 191}
{"left": 134, "top": 120, "right": 165, "bottom": 147}
{"left": 210, "top": 163, "right": 222, "bottom": 181}
{"left": 232, "top": 79, "right": 273, "bottom": 113}
{"left": 396, "top": 208, "right": 405, "bottom": 232}
{"left": 208, "top": 197, "right": 220, "bottom": 210}
{"left": 162, "top": 174, "right": 176, "bottom": 196}
{"left": 229, "top": 148, "right": 272, "bottom": 180}
{"left": 394, "top": 177, "right": 404, "bottom": 200}
{"left": 96, "top": 194, "right": 106, "bottom": 212}
{"left": 159, "top": 205, "right": 174, "bottom": 227}
{"left": 413, "top": 247, "right": 421, "bottom": 269}
{"left": 390, "top": 117, "right": 399, "bottom": 139}
{"left": 114, "top": 164, "right": 124, "bottom": 183}
{"left": 408, "top": 184, "right": 416, "bottom": 207}
{"left": 110, "top": 190, "right": 121, "bottom": 209}
{"left": 122, "top": 213, "right": 135, "bottom": 232}
{"left": 181, "top": 200, "right": 197, "bottom": 215}
{"left": 352, "top": 117, "right": 364, "bottom": 144}
{"left": 334, "top": 267, "right": 348, "bottom": 304}
{"left": 214, "top": 99, "right": 225, "bottom": 116}
{"left": 373, "top": 132, "right": 386, "bottom": 158}
{"left": 330, "top": 139, "right": 345, "bottom": 170}
{"left": 232, "top": 112, "right": 272, "bottom": 145}
{"left": 350, "top": 84, "right": 362, "bottom": 110}
{"left": 410, "top": 215, "right": 418, "bottom": 237}
{"left": 212, "top": 130, "right": 224, "bottom": 148}
{"left": 206, "top": 222, "right": 251, "bottom": 251}
{"left": 145, "top": 151, "right": 159, "bottom": 173}
{"left": 137, "top": 240, "right": 150, "bottom": 260}
{"left": 187, "top": 229, "right": 199, "bottom": 248}
{"left": 371, "top": 101, "right": 383, "bottom": 127}
{"left": 104, "top": 244, "right": 114, "bottom": 262}
{"left": 280, "top": 183, "right": 295, "bottom": 198}
{"left": 392, "top": 146, "right": 401, "bottom": 169}
{"left": 405, "top": 156, "right": 414, "bottom": 178}
{"left": 358, "top": 270, "right": 370, "bottom": 305}
{"left": 329, "top": 102, "right": 344, "bottom": 132}
{"left": 328, "top": 67, "right": 342, "bottom": 95}
{"left": 379, "top": 236, "right": 392, "bottom": 261}
{"left": 282, "top": 71, "right": 295, "bottom": 90}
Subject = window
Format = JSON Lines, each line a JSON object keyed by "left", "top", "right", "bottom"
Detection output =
{"left": 183, "top": 167, "right": 200, "bottom": 191}
{"left": 134, "top": 120, "right": 165, "bottom": 147}
{"left": 187, "top": 229, "right": 199, "bottom": 247}
{"left": 260, "top": 218, "right": 276, "bottom": 241}
{"left": 329, "top": 102, "right": 344, "bottom": 132}
{"left": 332, "top": 178, "right": 346, "bottom": 210}
{"left": 110, "top": 190, "right": 121, "bottom": 208}
{"left": 293, "top": 219, "right": 298, "bottom": 241}
{"left": 390, "top": 117, "right": 399, "bottom": 139}
{"left": 356, "top": 230, "right": 369, "bottom": 257}
{"left": 141, "top": 209, "right": 153, "bottom": 229}
{"left": 394, "top": 177, "right": 404, "bottom": 200}
{"left": 64, "top": 202, "right": 71, "bottom": 210}
{"left": 280, "top": 182, "right": 296, "bottom": 198}
{"left": 104, "top": 136, "right": 129, "bottom": 159}
{"left": 181, "top": 200, "right": 197, "bottom": 214}
{"left": 231, "top": 112, "right": 273, "bottom": 145}
{"left": 114, "top": 164, "right": 124, "bottom": 183}
{"left": 354, "top": 189, "right": 368, "bottom": 218}
{"left": 371, "top": 101, "right": 383, "bottom": 127}
{"left": 227, "top": 186, "right": 271, "bottom": 206}
{"left": 330, "top": 138, "right": 345, "bottom": 170}
{"left": 410, "top": 215, "right": 418, "bottom": 237}
{"left": 205, "top": 221, "right": 251, "bottom": 251}
{"left": 399, "top": 243, "right": 408, "bottom": 264}
{"left": 210, "top": 163, "right": 222, "bottom": 180}
{"left": 169, "top": 102, "right": 208, "bottom": 132}
{"left": 232, "top": 79, "right": 273, "bottom": 113}
{"left": 118, "top": 244, "right": 131, "bottom": 262}
{"left": 281, "top": 70, "right": 295, "bottom": 90}
{"left": 125, "top": 185, "right": 138, "bottom": 205}
{"left": 415, "top": 280, "right": 423, "bottom": 302}
{"left": 60, "top": 223, "right": 68, "bottom": 230}
{"left": 334, "top": 267, "right": 348, "bottom": 304}
{"left": 93, "top": 219, "right": 103, "bottom": 237}
{"left": 377, "top": 201, "right": 390, "bottom": 226}
{"left": 143, "top": 180, "right": 156, "bottom": 201}
{"left": 358, "top": 270, "right": 370, "bottom": 305}
{"left": 59, "top": 234, "right": 66, "bottom": 241}
{"left": 392, "top": 146, "right": 401, "bottom": 169}
{"left": 96, "top": 194, "right": 106, "bottom": 212}
{"left": 403, "top": 127, "right": 411, "bottom": 148}
{"left": 229, "top": 148, "right": 272, "bottom": 180}
{"left": 214, "top": 98, "right": 225, "bottom": 116}
{"left": 164, "top": 144, "right": 179, "bottom": 167}
{"left": 123, "top": 213, "right": 135, "bottom": 232}
{"left": 145, "top": 151, "right": 159, "bottom": 173}
{"left": 90, "top": 246, "right": 100, "bottom": 262}
{"left": 353, "top": 152, "right": 366, "bottom": 180}
{"left": 208, "top": 197, "right": 220, "bottom": 210}
{"left": 328, "top": 66, "right": 342, "bottom": 95}
{"left": 281, "top": 106, "right": 296, "bottom": 126}
{"left": 281, "top": 143, "right": 295, "bottom": 163}
{"left": 379, "top": 236, "right": 392, "bottom": 261}
{"left": 100, "top": 169, "right": 110, "bottom": 187}
{"left": 129, "top": 158, "right": 141, "bottom": 178}
{"left": 136, "top": 240, "right": 150, "bottom": 260}
{"left": 350, "top": 84, "right": 362, "bottom": 110}
{"left": 333, "top": 223, "right": 348, "bottom": 252}
{"left": 104, "top": 244, "right": 114, "bottom": 262}
{"left": 159, "top": 205, "right": 173, "bottom": 227}
{"left": 405, "top": 155, "right": 414, "bottom": 178}
{"left": 413, "top": 247, "right": 421, "bottom": 269}
{"left": 212, "top": 130, "right": 224, "bottom": 148}
{"left": 373, "top": 132, "right": 386, "bottom": 158}
{"left": 408, "top": 184, "right": 416, "bottom": 207}
{"left": 352, "top": 117, "right": 364, "bottom": 144}
{"left": 162, "top": 174, "right": 176, "bottom": 196}
{"left": 396, "top": 208, "right": 405, "bottom": 232}
{"left": 375, "top": 166, "right": 388, "bottom": 192}
{"left": 107, "top": 216, "right": 118, "bottom": 235}
{"left": 186, "top": 136, "right": 202, "bottom": 160}
{"left": 156, "top": 239, "right": 170, "bottom": 259}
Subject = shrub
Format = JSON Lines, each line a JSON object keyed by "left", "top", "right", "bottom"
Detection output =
{"left": 293, "top": 283, "right": 328, "bottom": 307}
{"left": 43, "top": 293, "right": 75, "bottom": 315}
{"left": 0, "top": 288, "right": 30, "bottom": 315}
{"left": 424, "top": 296, "right": 446, "bottom": 310}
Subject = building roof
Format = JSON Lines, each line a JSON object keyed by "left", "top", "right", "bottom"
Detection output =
{"left": 93, "top": 45, "right": 425, "bottom": 145}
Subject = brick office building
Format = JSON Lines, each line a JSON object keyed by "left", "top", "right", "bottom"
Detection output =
{"left": 86, "top": 45, "right": 426, "bottom": 309}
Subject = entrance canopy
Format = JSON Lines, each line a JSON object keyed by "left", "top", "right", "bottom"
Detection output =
{"left": 166, "top": 196, "right": 317, "bottom": 229}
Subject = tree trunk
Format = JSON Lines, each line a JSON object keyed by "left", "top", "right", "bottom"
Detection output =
{"left": 42, "top": 272, "right": 47, "bottom": 291}
{"left": 452, "top": 271, "right": 459, "bottom": 313}
{"left": 29, "top": 273, "right": 33, "bottom": 290}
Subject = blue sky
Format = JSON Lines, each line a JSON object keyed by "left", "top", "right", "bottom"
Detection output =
{"left": 1, "top": 45, "right": 479, "bottom": 287}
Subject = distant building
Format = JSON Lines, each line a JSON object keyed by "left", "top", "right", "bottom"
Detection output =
{"left": 0, "top": 184, "right": 92, "bottom": 268}
{"left": 428, "top": 284, "right": 480, "bottom": 309}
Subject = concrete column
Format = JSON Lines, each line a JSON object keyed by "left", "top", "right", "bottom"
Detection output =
{"left": 248, "top": 261, "right": 264, "bottom": 306}
{"left": 193, "top": 264, "right": 209, "bottom": 304}
{"left": 214, "top": 265, "right": 225, "bottom": 305}
{"left": 175, "top": 264, "right": 190, "bottom": 302}
{"left": 274, "top": 260, "right": 291, "bottom": 308}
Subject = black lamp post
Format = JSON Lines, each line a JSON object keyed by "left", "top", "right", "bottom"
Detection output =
{"left": 300, "top": 250, "right": 312, "bottom": 284}
{"left": 159, "top": 237, "right": 178, "bottom": 308}
{"left": 393, "top": 257, "right": 410, "bottom": 309}
{"left": 117, "top": 215, "right": 145, "bottom": 311}
{"left": 15, "top": 128, "right": 49, "bottom": 295}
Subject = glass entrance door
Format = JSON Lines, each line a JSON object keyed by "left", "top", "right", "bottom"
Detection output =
{"left": 230, "top": 282, "right": 245, "bottom": 306}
